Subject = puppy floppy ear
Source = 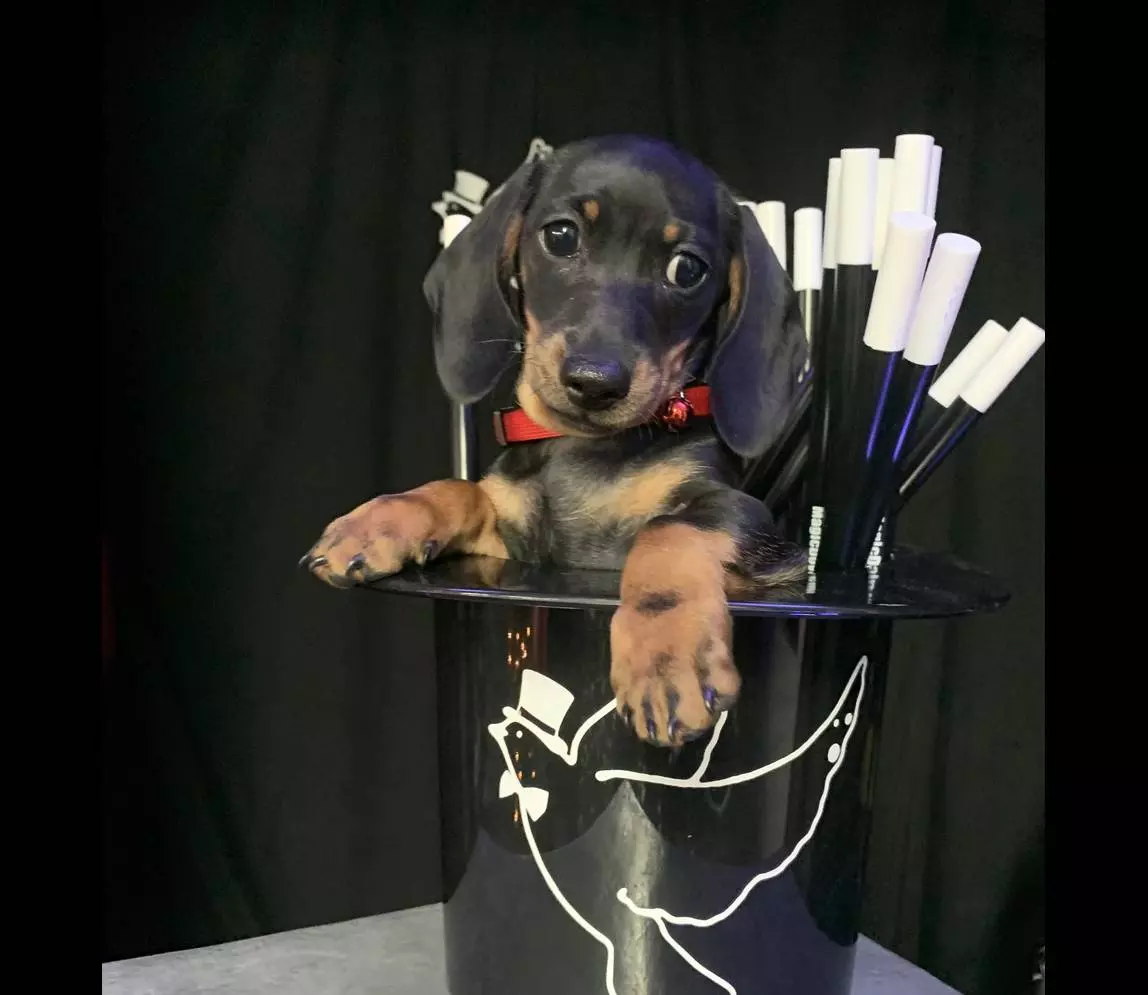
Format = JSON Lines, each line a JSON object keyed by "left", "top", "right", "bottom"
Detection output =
{"left": 422, "top": 158, "right": 541, "bottom": 403}
{"left": 705, "top": 202, "right": 809, "bottom": 460}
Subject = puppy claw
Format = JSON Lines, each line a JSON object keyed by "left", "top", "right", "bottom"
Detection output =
{"left": 703, "top": 685, "right": 717, "bottom": 713}
{"left": 346, "top": 553, "right": 367, "bottom": 575}
{"left": 642, "top": 698, "right": 658, "bottom": 743}
{"left": 308, "top": 555, "right": 329, "bottom": 572}
{"left": 298, "top": 552, "right": 314, "bottom": 568}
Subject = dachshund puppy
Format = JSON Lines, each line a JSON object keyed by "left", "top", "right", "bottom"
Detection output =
{"left": 302, "top": 135, "right": 809, "bottom": 747}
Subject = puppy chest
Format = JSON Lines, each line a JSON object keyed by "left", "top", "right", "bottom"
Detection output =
{"left": 534, "top": 458, "right": 696, "bottom": 567}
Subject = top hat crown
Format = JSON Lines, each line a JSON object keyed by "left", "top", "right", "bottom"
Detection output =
{"left": 516, "top": 670, "right": 575, "bottom": 737}
{"left": 452, "top": 170, "right": 489, "bottom": 206}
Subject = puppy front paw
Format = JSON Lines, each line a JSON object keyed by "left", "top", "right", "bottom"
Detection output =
{"left": 300, "top": 493, "right": 443, "bottom": 588}
{"left": 609, "top": 589, "right": 740, "bottom": 747}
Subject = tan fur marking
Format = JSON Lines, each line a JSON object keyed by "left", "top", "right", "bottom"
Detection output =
{"left": 626, "top": 354, "right": 661, "bottom": 408}
{"left": 478, "top": 474, "right": 537, "bottom": 533}
{"left": 663, "top": 222, "right": 681, "bottom": 242}
{"left": 579, "top": 461, "right": 695, "bottom": 522}
{"left": 516, "top": 307, "right": 560, "bottom": 431}
{"left": 405, "top": 480, "right": 509, "bottom": 559}
{"left": 516, "top": 309, "right": 598, "bottom": 438}
{"left": 523, "top": 306, "right": 548, "bottom": 346}
{"left": 502, "top": 214, "right": 524, "bottom": 270}
{"left": 728, "top": 255, "right": 744, "bottom": 316}
{"left": 660, "top": 337, "right": 695, "bottom": 393}
{"left": 582, "top": 199, "right": 600, "bottom": 221}
{"left": 668, "top": 337, "right": 693, "bottom": 364}
{"left": 523, "top": 307, "right": 569, "bottom": 384}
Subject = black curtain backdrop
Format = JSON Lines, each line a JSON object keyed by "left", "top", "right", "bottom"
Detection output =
{"left": 102, "top": 2, "right": 1044, "bottom": 993}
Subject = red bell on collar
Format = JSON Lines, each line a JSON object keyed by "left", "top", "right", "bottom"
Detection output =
{"left": 660, "top": 392, "right": 694, "bottom": 431}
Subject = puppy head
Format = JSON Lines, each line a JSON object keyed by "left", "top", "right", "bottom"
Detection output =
{"left": 424, "top": 135, "right": 807, "bottom": 457}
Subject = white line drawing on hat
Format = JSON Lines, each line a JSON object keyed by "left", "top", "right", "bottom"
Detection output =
{"left": 488, "top": 654, "right": 868, "bottom": 995}
{"left": 431, "top": 138, "right": 554, "bottom": 244}
{"left": 431, "top": 170, "right": 490, "bottom": 219}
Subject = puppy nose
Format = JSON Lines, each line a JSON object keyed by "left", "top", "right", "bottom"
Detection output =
{"left": 561, "top": 357, "right": 632, "bottom": 409}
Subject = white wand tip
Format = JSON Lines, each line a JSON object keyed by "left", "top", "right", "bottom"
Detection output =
{"left": 903, "top": 232, "right": 981, "bottom": 367}
{"left": 864, "top": 212, "right": 936, "bottom": 352}
{"left": 928, "top": 319, "right": 1009, "bottom": 407}
{"left": 960, "top": 318, "right": 1045, "bottom": 413}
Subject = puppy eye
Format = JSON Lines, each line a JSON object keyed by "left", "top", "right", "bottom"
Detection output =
{"left": 665, "top": 251, "right": 709, "bottom": 289}
{"left": 541, "top": 220, "right": 580, "bottom": 257}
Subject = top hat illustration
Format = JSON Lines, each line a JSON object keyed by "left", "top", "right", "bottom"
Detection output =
{"left": 515, "top": 669, "right": 575, "bottom": 740}
{"left": 432, "top": 169, "right": 490, "bottom": 221}
{"left": 431, "top": 139, "right": 553, "bottom": 225}
{"left": 496, "top": 669, "right": 578, "bottom": 822}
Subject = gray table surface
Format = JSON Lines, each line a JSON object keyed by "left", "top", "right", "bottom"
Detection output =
{"left": 102, "top": 903, "right": 959, "bottom": 994}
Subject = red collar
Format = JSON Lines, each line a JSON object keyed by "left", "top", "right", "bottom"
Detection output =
{"left": 494, "top": 384, "right": 712, "bottom": 445}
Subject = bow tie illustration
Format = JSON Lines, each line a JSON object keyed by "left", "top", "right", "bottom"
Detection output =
{"left": 499, "top": 770, "right": 550, "bottom": 821}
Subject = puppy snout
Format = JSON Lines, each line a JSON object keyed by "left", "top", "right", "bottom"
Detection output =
{"left": 560, "top": 356, "right": 632, "bottom": 410}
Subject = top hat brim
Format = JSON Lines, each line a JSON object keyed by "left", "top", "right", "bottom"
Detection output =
{"left": 441, "top": 190, "right": 485, "bottom": 214}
